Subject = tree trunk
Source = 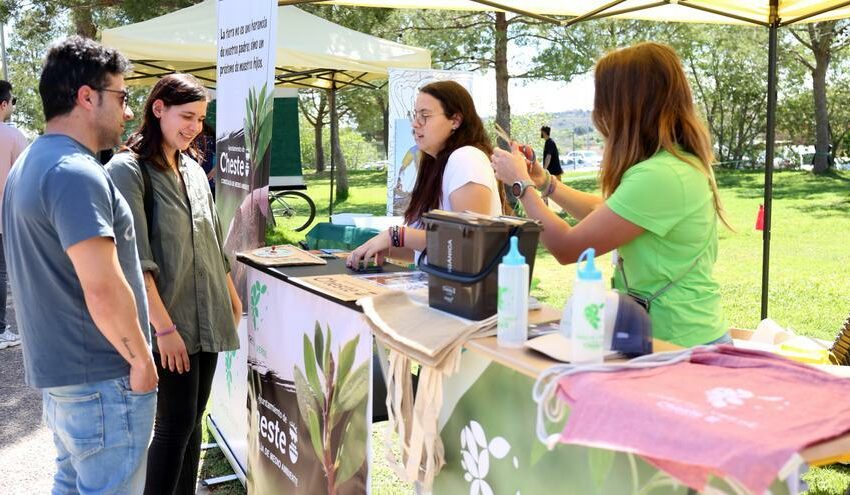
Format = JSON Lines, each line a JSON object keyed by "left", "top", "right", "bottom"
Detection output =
{"left": 494, "top": 13, "right": 511, "bottom": 136}
{"left": 811, "top": 50, "right": 831, "bottom": 174}
{"left": 329, "top": 88, "right": 348, "bottom": 200}
{"left": 806, "top": 22, "right": 836, "bottom": 175}
{"left": 314, "top": 122, "right": 325, "bottom": 173}
{"left": 71, "top": 6, "right": 97, "bottom": 39}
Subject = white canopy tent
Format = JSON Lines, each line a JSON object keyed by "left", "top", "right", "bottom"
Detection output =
{"left": 102, "top": 0, "right": 431, "bottom": 90}
{"left": 103, "top": 0, "right": 431, "bottom": 216}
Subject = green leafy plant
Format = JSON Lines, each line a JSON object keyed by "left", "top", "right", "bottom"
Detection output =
{"left": 293, "top": 322, "right": 369, "bottom": 494}
{"left": 244, "top": 83, "right": 274, "bottom": 172}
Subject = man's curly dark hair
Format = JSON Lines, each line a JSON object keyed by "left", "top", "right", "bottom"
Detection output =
{"left": 39, "top": 35, "right": 130, "bottom": 121}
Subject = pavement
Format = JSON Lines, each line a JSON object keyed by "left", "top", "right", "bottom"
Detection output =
{"left": 0, "top": 288, "right": 54, "bottom": 494}
{"left": 0, "top": 286, "right": 212, "bottom": 494}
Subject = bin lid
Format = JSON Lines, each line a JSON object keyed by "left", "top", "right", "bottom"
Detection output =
{"left": 422, "top": 209, "right": 542, "bottom": 231}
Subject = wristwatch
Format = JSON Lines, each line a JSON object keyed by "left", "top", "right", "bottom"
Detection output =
{"left": 511, "top": 180, "right": 535, "bottom": 199}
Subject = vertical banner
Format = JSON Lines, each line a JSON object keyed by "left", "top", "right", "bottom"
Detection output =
{"left": 387, "top": 69, "right": 474, "bottom": 216}
{"left": 246, "top": 268, "right": 373, "bottom": 494}
{"left": 208, "top": 318, "right": 250, "bottom": 482}
{"left": 216, "top": 0, "right": 277, "bottom": 298}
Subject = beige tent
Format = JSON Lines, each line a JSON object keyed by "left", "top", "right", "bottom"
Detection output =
{"left": 309, "top": 0, "right": 850, "bottom": 25}
{"left": 102, "top": 0, "right": 431, "bottom": 90}
{"left": 278, "top": 0, "right": 850, "bottom": 317}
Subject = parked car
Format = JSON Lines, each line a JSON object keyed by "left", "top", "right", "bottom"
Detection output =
{"left": 561, "top": 150, "right": 602, "bottom": 169}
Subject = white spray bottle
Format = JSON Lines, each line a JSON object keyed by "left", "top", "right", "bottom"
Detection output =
{"left": 569, "top": 248, "right": 605, "bottom": 363}
{"left": 497, "top": 236, "right": 529, "bottom": 347}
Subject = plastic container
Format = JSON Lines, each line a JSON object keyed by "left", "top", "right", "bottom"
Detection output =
{"left": 419, "top": 210, "right": 542, "bottom": 320}
{"left": 497, "top": 236, "right": 529, "bottom": 347}
{"left": 569, "top": 248, "right": 606, "bottom": 363}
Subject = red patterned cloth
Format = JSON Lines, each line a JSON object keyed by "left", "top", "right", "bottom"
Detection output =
{"left": 556, "top": 346, "right": 850, "bottom": 493}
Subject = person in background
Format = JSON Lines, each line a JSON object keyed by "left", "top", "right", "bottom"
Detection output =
{"left": 492, "top": 42, "right": 730, "bottom": 347}
{"left": 107, "top": 73, "right": 241, "bottom": 495}
{"left": 540, "top": 125, "right": 562, "bottom": 183}
{"left": 0, "top": 80, "right": 27, "bottom": 350}
{"left": 197, "top": 120, "right": 216, "bottom": 197}
{"left": 347, "top": 80, "right": 504, "bottom": 266}
{"left": 3, "top": 35, "right": 157, "bottom": 493}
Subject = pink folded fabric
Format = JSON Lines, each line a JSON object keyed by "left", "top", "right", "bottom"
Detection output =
{"left": 556, "top": 346, "right": 850, "bottom": 493}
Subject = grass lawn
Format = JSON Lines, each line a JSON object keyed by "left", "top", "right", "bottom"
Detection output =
{"left": 202, "top": 167, "right": 850, "bottom": 494}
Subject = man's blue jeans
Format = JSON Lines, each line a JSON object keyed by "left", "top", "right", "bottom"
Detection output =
{"left": 42, "top": 375, "right": 156, "bottom": 495}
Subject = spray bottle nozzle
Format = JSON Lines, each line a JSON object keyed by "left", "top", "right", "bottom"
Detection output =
{"left": 577, "top": 247, "right": 602, "bottom": 280}
{"left": 502, "top": 236, "right": 525, "bottom": 266}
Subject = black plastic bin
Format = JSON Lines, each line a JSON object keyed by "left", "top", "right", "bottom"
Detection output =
{"left": 418, "top": 210, "right": 542, "bottom": 321}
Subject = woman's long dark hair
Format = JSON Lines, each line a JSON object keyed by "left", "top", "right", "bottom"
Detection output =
{"left": 404, "top": 80, "right": 502, "bottom": 224}
{"left": 123, "top": 73, "right": 208, "bottom": 171}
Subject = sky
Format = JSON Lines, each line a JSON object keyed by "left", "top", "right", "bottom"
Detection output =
{"left": 471, "top": 71, "right": 595, "bottom": 118}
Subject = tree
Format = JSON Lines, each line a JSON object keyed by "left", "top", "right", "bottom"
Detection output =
{"left": 299, "top": 90, "right": 329, "bottom": 172}
{"left": 675, "top": 25, "right": 771, "bottom": 166}
{"left": 398, "top": 10, "right": 547, "bottom": 136}
{"left": 778, "top": 53, "right": 850, "bottom": 160}
{"left": 788, "top": 20, "right": 850, "bottom": 173}
{"left": 4, "top": 0, "right": 202, "bottom": 134}
{"left": 5, "top": 3, "right": 65, "bottom": 133}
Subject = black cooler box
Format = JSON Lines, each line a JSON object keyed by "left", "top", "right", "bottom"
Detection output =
{"left": 418, "top": 210, "right": 542, "bottom": 320}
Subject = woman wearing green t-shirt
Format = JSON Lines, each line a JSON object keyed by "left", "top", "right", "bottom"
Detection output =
{"left": 491, "top": 42, "right": 731, "bottom": 347}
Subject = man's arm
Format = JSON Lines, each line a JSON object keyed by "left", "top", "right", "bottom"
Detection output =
{"left": 66, "top": 237, "right": 157, "bottom": 392}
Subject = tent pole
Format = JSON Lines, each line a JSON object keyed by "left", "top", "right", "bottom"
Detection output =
{"left": 761, "top": 0, "right": 779, "bottom": 320}
{"left": 328, "top": 81, "right": 337, "bottom": 221}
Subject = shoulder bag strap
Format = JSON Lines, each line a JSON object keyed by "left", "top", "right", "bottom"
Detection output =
{"left": 618, "top": 222, "right": 716, "bottom": 306}
{"left": 139, "top": 160, "right": 154, "bottom": 243}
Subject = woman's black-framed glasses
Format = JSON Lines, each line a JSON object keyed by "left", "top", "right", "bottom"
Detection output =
{"left": 93, "top": 87, "right": 130, "bottom": 108}
{"left": 407, "top": 110, "right": 444, "bottom": 126}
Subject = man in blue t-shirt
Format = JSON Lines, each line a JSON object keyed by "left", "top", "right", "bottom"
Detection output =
{"left": 2, "top": 36, "right": 158, "bottom": 494}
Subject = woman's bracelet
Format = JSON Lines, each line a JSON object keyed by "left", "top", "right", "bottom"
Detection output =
{"left": 536, "top": 170, "right": 552, "bottom": 196}
{"left": 542, "top": 176, "right": 557, "bottom": 198}
{"left": 390, "top": 226, "right": 401, "bottom": 248}
{"left": 155, "top": 324, "right": 177, "bottom": 338}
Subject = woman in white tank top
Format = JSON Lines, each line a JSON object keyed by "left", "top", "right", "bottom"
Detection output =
{"left": 347, "top": 80, "right": 504, "bottom": 267}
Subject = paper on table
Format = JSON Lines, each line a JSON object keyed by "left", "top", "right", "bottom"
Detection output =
{"left": 240, "top": 244, "right": 327, "bottom": 267}
{"left": 525, "top": 332, "right": 620, "bottom": 363}
{"left": 290, "top": 274, "right": 388, "bottom": 302}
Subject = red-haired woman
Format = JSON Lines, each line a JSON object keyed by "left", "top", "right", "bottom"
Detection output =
{"left": 347, "top": 80, "right": 504, "bottom": 267}
{"left": 492, "top": 42, "right": 730, "bottom": 347}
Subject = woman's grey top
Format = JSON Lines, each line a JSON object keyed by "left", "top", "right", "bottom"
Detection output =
{"left": 107, "top": 151, "right": 238, "bottom": 354}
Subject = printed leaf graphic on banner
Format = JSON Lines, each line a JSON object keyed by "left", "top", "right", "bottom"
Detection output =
{"left": 314, "top": 322, "right": 325, "bottom": 372}
{"left": 331, "top": 363, "right": 368, "bottom": 427}
{"left": 250, "top": 281, "right": 267, "bottom": 331}
{"left": 293, "top": 367, "right": 321, "bottom": 425}
{"left": 244, "top": 83, "right": 274, "bottom": 172}
{"left": 307, "top": 409, "right": 323, "bottom": 461}
{"left": 333, "top": 397, "right": 368, "bottom": 488}
{"left": 224, "top": 350, "right": 236, "bottom": 394}
{"left": 303, "top": 333, "right": 324, "bottom": 398}
{"left": 335, "top": 335, "right": 359, "bottom": 390}
{"left": 292, "top": 322, "right": 369, "bottom": 495}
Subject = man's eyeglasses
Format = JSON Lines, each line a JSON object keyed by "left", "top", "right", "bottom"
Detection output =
{"left": 407, "top": 110, "right": 445, "bottom": 126}
{"left": 93, "top": 87, "right": 130, "bottom": 108}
